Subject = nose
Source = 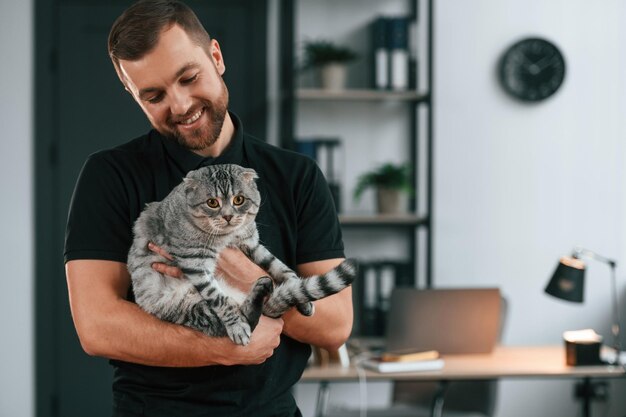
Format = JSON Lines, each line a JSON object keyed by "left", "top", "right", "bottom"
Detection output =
{"left": 169, "top": 86, "right": 192, "bottom": 116}
{"left": 222, "top": 215, "right": 233, "bottom": 223}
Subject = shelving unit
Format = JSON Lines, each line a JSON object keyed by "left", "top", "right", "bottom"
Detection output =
{"left": 279, "top": 0, "right": 434, "bottom": 324}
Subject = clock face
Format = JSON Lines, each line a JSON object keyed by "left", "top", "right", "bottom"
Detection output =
{"left": 499, "top": 38, "right": 566, "bottom": 102}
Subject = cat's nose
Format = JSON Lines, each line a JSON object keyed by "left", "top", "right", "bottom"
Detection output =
{"left": 222, "top": 215, "right": 233, "bottom": 223}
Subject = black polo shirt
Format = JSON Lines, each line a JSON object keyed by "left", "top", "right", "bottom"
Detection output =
{"left": 64, "top": 113, "right": 345, "bottom": 417}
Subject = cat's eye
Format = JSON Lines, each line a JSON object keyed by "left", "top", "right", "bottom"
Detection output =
{"left": 207, "top": 198, "right": 220, "bottom": 208}
{"left": 232, "top": 195, "right": 245, "bottom": 206}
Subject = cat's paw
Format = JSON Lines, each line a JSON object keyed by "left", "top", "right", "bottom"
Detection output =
{"left": 226, "top": 322, "right": 252, "bottom": 346}
{"left": 254, "top": 276, "right": 274, "bottom": 298}
{"left": 296, "top": 302, "right": 315, "bottom": 317}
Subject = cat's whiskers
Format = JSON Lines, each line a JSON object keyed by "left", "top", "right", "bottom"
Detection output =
{"left": 253, "top": 220, "right": 270, "bottom": 228}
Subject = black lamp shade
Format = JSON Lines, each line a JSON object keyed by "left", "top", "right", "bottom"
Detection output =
{"left": 545, "top": 257, "right": 585, "bottom": 303}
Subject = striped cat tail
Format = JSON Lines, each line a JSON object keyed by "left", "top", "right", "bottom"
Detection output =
{"left": 302, "top": 258, "right": 357, "bottom": 299}
{"left": 263, "top": 258, "right": 358, "bottom": 318}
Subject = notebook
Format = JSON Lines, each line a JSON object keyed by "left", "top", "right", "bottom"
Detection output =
{"left": 384, "top": 287, "right": 502, "bottom": 354}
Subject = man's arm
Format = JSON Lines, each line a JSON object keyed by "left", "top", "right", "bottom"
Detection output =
{"left": 282, "top": 258, "right": 353, "bottom": 351}
{"left": 214, "top": 251, "right": 353, "bottom": 350}
{"left": 152, "top": 250, "right": 354, "bottom": 351}
{"left": 66, "top": 259, "right": 283, "bottom": 367}
{"left": 213, "top": 251, "right": 353, "bottom": 351}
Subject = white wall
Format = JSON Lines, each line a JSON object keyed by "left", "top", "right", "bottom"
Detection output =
{"left": 434, "top": 1, "right": 626, "bottom": 416}
{"left": 0, "top": 0, "right": 34, "bottom": 417}
{"left": 295, "top": 1, "right": 626, "bottom": 416}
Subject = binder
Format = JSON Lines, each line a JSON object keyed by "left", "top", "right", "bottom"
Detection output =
{"left": 387, "top": 16, "right": 410, "bottom": 91}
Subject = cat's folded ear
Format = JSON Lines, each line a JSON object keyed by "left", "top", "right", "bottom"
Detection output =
{"left": 183, "top": 177, "right": 198, "bottom": 190}
{"left": 242, "top": 168, "right": 259, "bottom": 183}
{"left": 183, "top": 177, "right": 206, "bottom": 206}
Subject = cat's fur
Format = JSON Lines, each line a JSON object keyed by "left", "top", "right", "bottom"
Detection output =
{"left": 127, "top": 164, "right": 356, "bottom": 345}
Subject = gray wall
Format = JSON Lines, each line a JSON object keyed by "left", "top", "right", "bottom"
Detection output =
{"left": 0, "top": 0, "right": 34, "bottom": 416}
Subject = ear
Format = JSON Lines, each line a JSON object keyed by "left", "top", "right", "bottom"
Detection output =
{"left": 183, "top": 177, "right": 205, "bottom": 206}
{"left": 183, "top": 176, "right": 198, "bottom": 188}
{"left": 209, "top": 39, "right": 226, "bottom": 75}
{"left": 242, "top": 168, "right": 258, "bottom": 183}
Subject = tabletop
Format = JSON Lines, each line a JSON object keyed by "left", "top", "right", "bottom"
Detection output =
{"left": 300, "top": 345, "right": 626, "bottom": 382}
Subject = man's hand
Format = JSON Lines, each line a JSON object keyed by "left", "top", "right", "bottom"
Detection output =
{"left": 148, "top": 242, "right": 183, "bottom": 278}
{"left": 214, "top": 247, "right": 267, "bottom": 293}
{"left": 223, "top": 316, "right": 284, "bottom": 365}
{"left": 149, "top": 243, "right": 267, "bottom": 293}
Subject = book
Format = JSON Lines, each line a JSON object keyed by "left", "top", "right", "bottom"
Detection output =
{"left": 380, "top": 349, "right": 440, "bottom": 363}
{"left": 360, "top": 357, "right": 444, "bottom": 373}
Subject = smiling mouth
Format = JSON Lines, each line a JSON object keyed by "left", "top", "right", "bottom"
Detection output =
{"left": 177, "top": 108, "right": 204, "bottom": 126}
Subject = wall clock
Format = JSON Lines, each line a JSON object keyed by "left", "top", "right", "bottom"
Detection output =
{"left": 499, "top": 37, "right": 566, "bottom": 102}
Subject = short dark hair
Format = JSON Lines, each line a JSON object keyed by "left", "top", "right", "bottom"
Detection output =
{"left": 108, "top": 0, "right": 211, "bottom": 79}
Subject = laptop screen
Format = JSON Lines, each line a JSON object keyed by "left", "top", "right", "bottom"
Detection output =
{"left": 385, "top": 288, "right": 502, "bottom": 354}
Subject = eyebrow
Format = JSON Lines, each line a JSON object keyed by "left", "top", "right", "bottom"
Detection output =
{"left": 138, "top": 62, "right": 201, "bottom": 100}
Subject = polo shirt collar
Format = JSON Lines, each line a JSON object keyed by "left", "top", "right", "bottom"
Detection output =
{"left": 157, "top": 111, "right": 245, "bottom": 173}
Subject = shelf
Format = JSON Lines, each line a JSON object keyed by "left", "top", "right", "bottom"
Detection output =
{"left": 339, "top": 213, "right": 428, "bottom": 227}
{"left": 283, "top": 0, "right": 434, "bottom": 285}
{"left": 297, "top": 88, "right": 429, "bottom": 102}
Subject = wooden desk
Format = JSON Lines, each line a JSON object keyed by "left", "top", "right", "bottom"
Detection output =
{"left": 300, "top": 346, "right": 625, "bottom": 417}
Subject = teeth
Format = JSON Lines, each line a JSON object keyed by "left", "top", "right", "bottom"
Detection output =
{"left": 179, "top": 109, "right": 203, "bottom": 125}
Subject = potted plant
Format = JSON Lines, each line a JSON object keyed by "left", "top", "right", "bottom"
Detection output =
{"left": 354, "top": 163, "right": 413, "bottom": 214}
{"left": 302, "top": 39, "right": 358, "bottom": 90}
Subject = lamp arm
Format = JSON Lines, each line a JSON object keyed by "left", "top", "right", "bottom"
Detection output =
{"left": 572, "top": 247, "right": 617, "bottom": 267}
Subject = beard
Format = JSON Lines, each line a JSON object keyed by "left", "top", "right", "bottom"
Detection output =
{"left": 161, "top": 81, "right": 229, "bottom": 151}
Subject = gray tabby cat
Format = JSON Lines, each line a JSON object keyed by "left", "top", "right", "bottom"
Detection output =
{"left": 127, "top": 164, "right": 356, "bottom": 346}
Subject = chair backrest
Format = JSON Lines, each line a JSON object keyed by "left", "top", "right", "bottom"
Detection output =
{"left": 391, "top": 290, "right": 508, "bottom": 417}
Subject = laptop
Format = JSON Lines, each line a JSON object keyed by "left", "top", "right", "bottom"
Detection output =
{"left": 384, "top": 287, "right": 502, "bottom": 354}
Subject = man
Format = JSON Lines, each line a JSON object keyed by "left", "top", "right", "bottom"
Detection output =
{"left": 64, "top": 1, "right": 353, "bottom": 415}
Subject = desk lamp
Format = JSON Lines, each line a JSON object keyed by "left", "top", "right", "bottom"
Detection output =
{"left": 545, "top": 247, "right": 622, "bottom": 363}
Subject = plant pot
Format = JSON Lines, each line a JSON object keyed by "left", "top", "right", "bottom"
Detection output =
{"left": 376, "top": 187, "right": 407, "bottom": 214}
{"left": 319, "top": 63, "right": 347, "bottom": 91}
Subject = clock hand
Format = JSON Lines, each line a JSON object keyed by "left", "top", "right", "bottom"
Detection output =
{"left": 518, "top": 52, "right": 534, "bottom": 68}
{"left": 532, "top": 52, "right": 556, "bottom": 71}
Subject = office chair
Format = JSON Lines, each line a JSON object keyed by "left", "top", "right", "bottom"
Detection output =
{"left": 323, "top": 291, "right": 508, "bottom": 417}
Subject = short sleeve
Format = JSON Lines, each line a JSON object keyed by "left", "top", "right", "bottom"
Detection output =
{"left": 294, "top": 162, "right": 345, "bottom": 264}
{"left": 64, "top": 153, "right": 132, "bottom": 263}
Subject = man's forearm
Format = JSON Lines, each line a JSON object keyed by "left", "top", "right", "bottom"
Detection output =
{"left": 280, "top": 258, "right": 354, "bottom": 351}
{"left": 66, "top": 259, "right": 281, "bottom": 367}
{"left": 281, "top": 287, "right": 353, "bottom": 351}
{"left": 79, "top": 297, "right": 237, "bottom": 366}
